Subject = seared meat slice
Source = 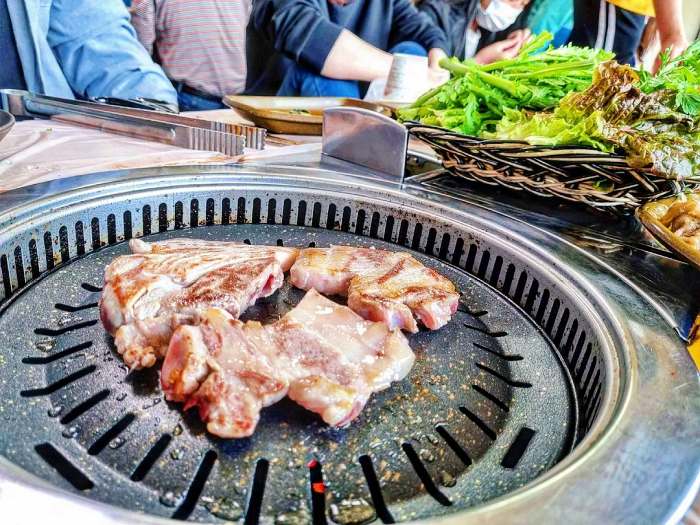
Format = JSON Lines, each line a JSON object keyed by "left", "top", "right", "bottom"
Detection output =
{"left": 100, "top": 238, "right": 299, "bottom": 369}
{"left": 161, "top": 289, "right": 414, "bottom": 438}
{"left": 290, "top": 246, "right": 459, "bottom": 333}
{"left": 660, "top": 198, "right": 700, "bottom": 251}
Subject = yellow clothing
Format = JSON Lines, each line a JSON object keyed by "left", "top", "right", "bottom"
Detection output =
{"left": 608, "top": 0, "right": 655, "bottom": 17}
{"left": 689, "top": 316, "right": 700, "bottom": 371}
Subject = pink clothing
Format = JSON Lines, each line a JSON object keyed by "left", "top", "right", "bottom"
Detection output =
{"left": 130, "top": 0, "right": 251, "bottom": 97}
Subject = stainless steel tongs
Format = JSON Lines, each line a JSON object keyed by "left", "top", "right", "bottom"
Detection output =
{"left": 0, "top": 89, "right": 267, "bottom": 155}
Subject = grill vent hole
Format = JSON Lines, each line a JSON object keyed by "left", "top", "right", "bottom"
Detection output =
{"left": 43, "top": 231, "right": 54, "bottom": 270}
{"left": 424, "top": 227, "right": 437, "bottom": 255}
{"left": 326, "top": 203, "right": 337, "bottom": 230}
{"left": 20, "top": 364, "right": 97, "bottom": 397}
{"left": 475, "top": 362, "right": 532, "bottom": 388}
{"left": 308, "top": 459, "right": 328, "bottom": 525}
{"left": 465, "top": 244, "right": 477, "bottom": 271}
{"left": 142, "top": 205, "right": 152, "bottom": 235}
{"left": 458, "top": 407, "right": 497, "bottom": 440}
{"left": 401, "top": 443, "right": 451, "bottom": 506}
{"left": 28, "top": 239, "right": 40, "bottom": 278}
{"left": 267, "top": 199, "right": 277, "bottom": 225}
{"left": 501, "top": 428, "right": 536, "bottom": 469}
{"left": 472, "top": 384, "right": 509, "bottom": 412}
{"left": 296, "top": 200, "right": 307, "bottom": 226}
{"left": 358, "top": 455, "right": 395, "bottom": 524}
{"left": 282, "top": 199, "right": 292, "bottom": 225}
{"left": 244, "top": 458, "right": 270, "bottom": 525}
{"left": 435, "top": 425, "right": 472, "bottom": 466}
{"left": 131, "top": 434, "right": 173, "bottom": 482}
{"left": 81, "top": 282, "right": 102, "bottom": 293}
{"left": 123, "top": 211, "right": 133, "bottom": 240}
{"left": 60, "top": 389, "right": 110, "bottom": 425}
{"left": 75, "top": 221, "right": 86, "bottom": 256}
{"left": 13, "top": 246, "right": 25, "bottom": 287}
{"left": 252, "top": 198, "right": 262, "bottom": 224}
{"left": 107, "top": 214, "right": 117, "bottom": 244}
{"left": 23, "top": 341, "right": 93, "bottom": 365}
{"left": 383, "top": 215, "right": 395, "bottom": 242}
{"left": 172, "top": 449, "right": 218, "bottom": 520}
{"left": 222, "top": 198, "right": 232, "bottom": 225}
{"left": 35, "top": 443, "right": 94, "bottom": 491}
{"left": 238, "top": 197, "right": 247, "bottom": 224}
{"left": 158, "top": 203, "right": 168, "bottom": 232}
{"left": 438, "top": 232, "right": 450, "bottom": 260}
{"left": 397, "top": 219, "right": 409, "bottom": 246}
{"left": 410, "top": 223, "right": 422, "bottom": 250}
{"left": 1, "top": 254, "right": 11, "bottom": 297}
{"left": 355, "top": 209, "right": 366, "bottom": 235}
{"left": 175, "top": 202, "right": 184, "bottom": 230}
{"left": 473, "top": 342, "right": 523, "bottom": 361}
{"left": 59, "top": 226, "right": 70, "bottom": 262}
{"left": 190, "top": 199, "right": 199, "bottom": 228}
{"left": 206, "top": 198, "right": 215, "bottom": 226}
{"left": 91, "top": 218, "right": 101, "bottom": 250}
{"left": 34, "top": 319, "right": 98, "bottom": 337}
{"left": 312, "top": 202, "right": 322, "bottom": 228}
{"left": 87, "top": 413, "right": 136, "bottom": 455}
{"left": 55, "top": 302, "right": 99, "bottom": 313}
{"left": 341, "top": 206, "right": 351, "bottom": 232}
{"left": 369, "top": 211, "right": 381, "bottom": 238}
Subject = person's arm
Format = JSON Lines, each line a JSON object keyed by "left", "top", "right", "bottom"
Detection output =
{"left": 390, "top": 0, "right": 450, "bottom": 68}
{"left": 321, "top": 30, "right": 393, "bottom": 81}
{"left": 254, "top": 0, "right": 393, "bottom": 81}
{"left": 129, "top": 0, "right": 157, "bottom": 56}
{"left": 47, "top": 0, "right": 177, "bottom": 106}
{"left": 653, "top": 0, "right": 688, "bottom": 65}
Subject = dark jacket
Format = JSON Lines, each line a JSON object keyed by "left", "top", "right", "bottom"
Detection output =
{"left": 416, "top": 0, "right": 479, "bottom": 60}
{"left": 417, "top": 0, "right": 533, "bottom": 60}
{"left": 246, "top": 0, "right": 450, "bottom": 95}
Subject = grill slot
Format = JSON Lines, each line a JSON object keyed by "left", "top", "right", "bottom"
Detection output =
{"left": 87, "top": 413, "right": 137, "bottom": 455}
{"left": 308, "top": 459, "right": 328, "bottom": 525}
{"left": 500, "top": 428, "right": 537, "bottom": 469}
{"left": 22, "top": 341, "right": 93, "bottom": 365}
{"left": 172, "top": 450, "right": 218, "bottom": 520}
{"left": 402, "top": 443, "right": 452, "bottom": 507}
{"left": 35, "top": 443, "right": 94, "bottom": 491}
{"left": 20, "top": 365, "right": 97, "bottom": 397}
{"left": 60, "top": 389, "right": 111, "bottom": 425}
{"left": 244, "top": 458, "right": 270, "bottom": 525}
{"left": 131, "top": 434, "right": 173, "bottom": 482}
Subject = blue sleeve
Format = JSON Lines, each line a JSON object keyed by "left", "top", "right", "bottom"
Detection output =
{"left": 252, "top": 0, "right": 342, "bottom": 73}
{"left": 390, "top": 0, "right": 448, "bottom": 52}
{"left": 47, "top": 0, "right": 177, "bottom": 106}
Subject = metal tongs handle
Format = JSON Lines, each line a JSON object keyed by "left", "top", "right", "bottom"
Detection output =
{"left": 1, "top": 89, "right": 265, "bottom": 153}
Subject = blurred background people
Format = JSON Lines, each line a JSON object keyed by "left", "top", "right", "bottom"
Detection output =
{"left": 523, "top": 0, "right": 573, "bottom": 47}
{"left": 245, "top": 0, "right": 450, "bottom": 97}
{"left": 1, "top": 0, "right": 177, "bottom": 108}
{"left": 568, "top": 0, "right": 688, "bottom": 66}
{"left": 418, "top": 0, "right": 533, "bottom": 63}
{"left": 131, "top": 0, "right": 251, "bottom": 111}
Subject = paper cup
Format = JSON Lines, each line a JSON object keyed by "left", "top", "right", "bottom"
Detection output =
{"left": 383, "top": 54, "right": 429, "bottom": 103}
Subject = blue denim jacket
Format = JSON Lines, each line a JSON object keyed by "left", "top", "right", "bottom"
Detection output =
{"left": 7, "top": 0, "right": 177, "bottom": 105}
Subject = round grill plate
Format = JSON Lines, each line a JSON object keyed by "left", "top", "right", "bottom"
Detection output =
{"left": 0, "top": 225, "right": 575, "bottom": 523}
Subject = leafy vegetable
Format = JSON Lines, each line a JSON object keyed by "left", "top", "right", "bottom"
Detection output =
{"left": 638, "top": 40, "right": 700, "bottom": 117}
{"left": 492, "top": 62, "right": 700, "bottom": 179}
{"left": 397, "top": 32, "right": 613, "bottom": 135}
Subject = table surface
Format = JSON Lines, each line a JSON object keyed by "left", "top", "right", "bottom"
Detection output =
{"left": 0, "top": 107, "right": 697, "bottom": 524}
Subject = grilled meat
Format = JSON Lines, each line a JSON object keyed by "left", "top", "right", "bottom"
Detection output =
{"left": 161, "top": 289, "right": 414, "bottom": 438}
{"left": 660, "top": 196, "right": 700, "bottom": 251}
{"left": 289, "top": 246, "right": 459, "bottom": 333}
{"left": 100, "top": 238, "right": 299, "bottom": 369}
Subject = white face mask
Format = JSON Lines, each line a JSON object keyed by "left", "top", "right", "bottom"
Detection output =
{"left": 476, "top": 0, "right": 523, "bottom": 32}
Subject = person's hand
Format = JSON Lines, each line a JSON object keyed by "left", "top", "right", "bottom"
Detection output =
{"left": 653, "top": 33, "right": 689, "bottom": 72}
{"left": 474, "top": 29, "right": 530, "bottom": 65}
{"left": 428, "top": 48, "right": 448, "bottom": 71}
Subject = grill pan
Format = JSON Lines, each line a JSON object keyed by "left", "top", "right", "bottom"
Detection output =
{"left": 0, "top": 165, "right": 697, "bottom": 525}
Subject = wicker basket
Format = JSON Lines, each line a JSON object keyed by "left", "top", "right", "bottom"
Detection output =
{"left": 407, "top": 123, "right": 700, "bottom": 211}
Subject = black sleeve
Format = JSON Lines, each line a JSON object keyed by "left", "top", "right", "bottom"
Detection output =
{"left": 251, "top": 0, "right": 344, "bottom": 73}
{"left": 389, "top": 0, "right": 449, "bottom": 52}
